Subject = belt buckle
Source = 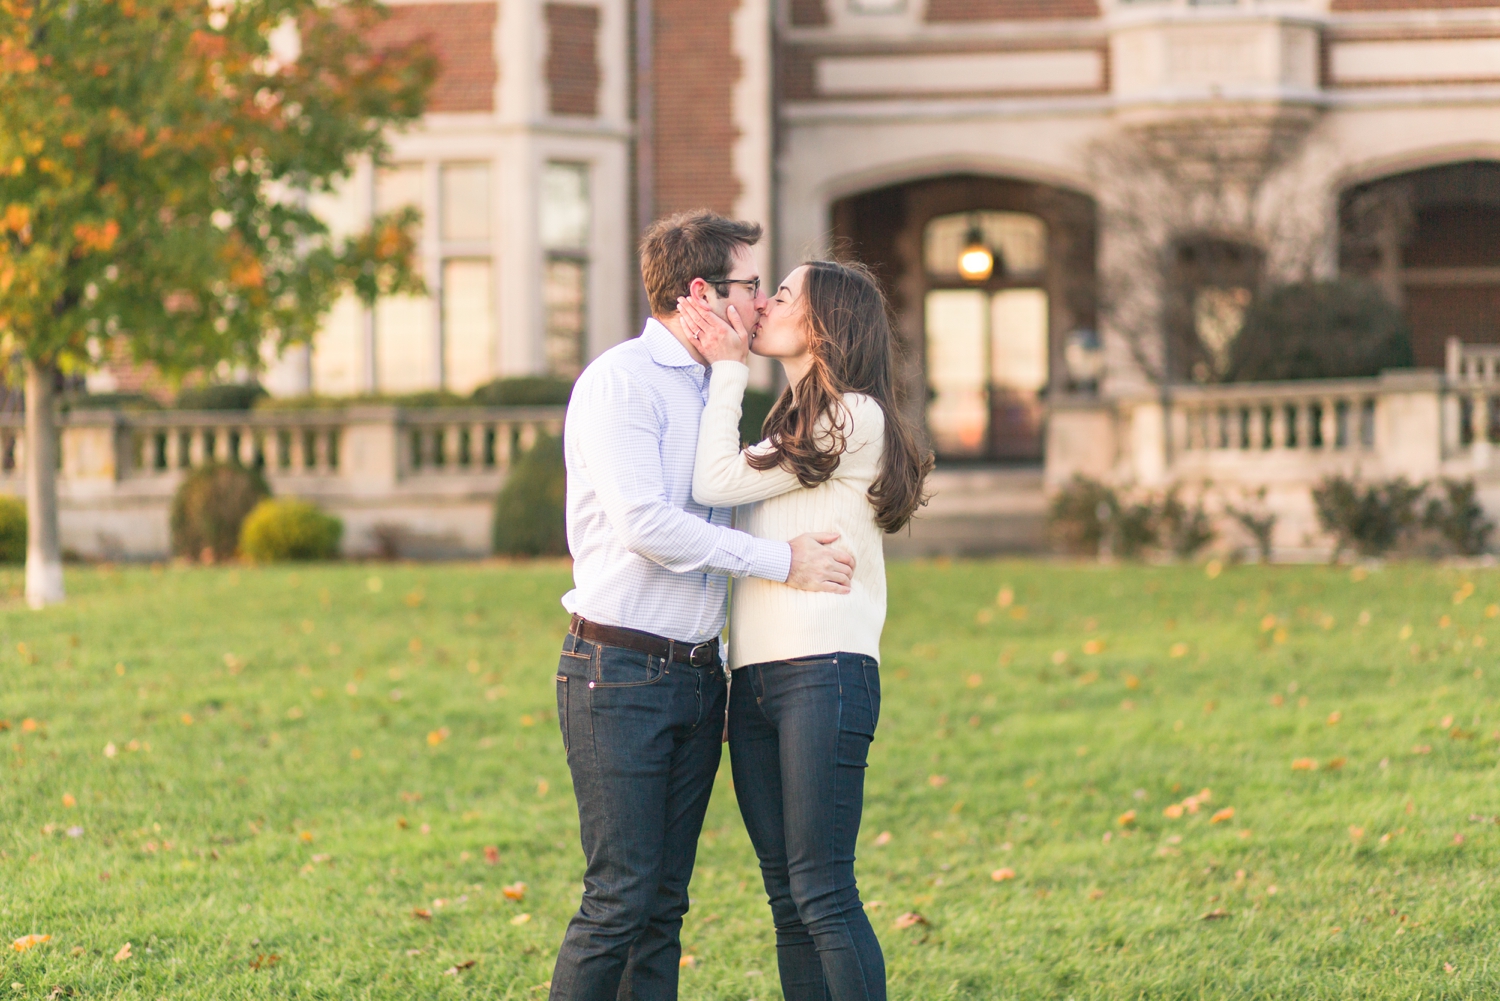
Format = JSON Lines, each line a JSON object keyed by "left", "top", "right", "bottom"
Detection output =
{"left": 688, "top": 641, "right": 715, "bottom": 668}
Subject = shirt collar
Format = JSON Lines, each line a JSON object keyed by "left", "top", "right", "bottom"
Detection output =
{"left": 642, "top": 317, "right": 704, "bottom": 370}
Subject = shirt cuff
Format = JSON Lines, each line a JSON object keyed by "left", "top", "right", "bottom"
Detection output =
{"left": 748, "top": 538, "right": 792, "bottom": 583}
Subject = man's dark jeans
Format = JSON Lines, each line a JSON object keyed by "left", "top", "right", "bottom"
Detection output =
{"left": 728, "top": 652, "right": 886, "bottom": 1001}
{"left": 549, "top": 632, "right": 726, "bottom": 1001}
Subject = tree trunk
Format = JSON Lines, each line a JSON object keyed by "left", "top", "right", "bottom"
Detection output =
{"left": 24, "top": 359, "right": 64, "bottom": 608}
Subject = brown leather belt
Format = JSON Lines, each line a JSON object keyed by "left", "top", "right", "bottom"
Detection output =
{"left": 569, "top": 614, "right": 720, "bottom": 668}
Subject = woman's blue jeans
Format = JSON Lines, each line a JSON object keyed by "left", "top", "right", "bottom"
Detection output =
{"left": 728, "top": 652, "right": 886, "bottom": 1001}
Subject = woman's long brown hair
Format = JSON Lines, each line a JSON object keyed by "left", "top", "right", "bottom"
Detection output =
{"left": 747, "top": 260, "right": 933, "bottom": 533}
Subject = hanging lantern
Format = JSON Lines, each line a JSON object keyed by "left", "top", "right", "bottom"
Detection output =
{"left": 957, "top": 219, "right": 994, "bottom": 282}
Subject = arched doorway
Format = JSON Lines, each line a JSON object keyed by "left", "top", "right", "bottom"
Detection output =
{"left": 1340, "top": 160, "right": 1500, "bottom": 367}
{"left": 831, "top": 175, "right": 1097, "bottom": 461}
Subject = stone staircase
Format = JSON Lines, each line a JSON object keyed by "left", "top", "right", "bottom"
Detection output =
{"left": 884, "top": 465, "right": 1048, "bottom": 559}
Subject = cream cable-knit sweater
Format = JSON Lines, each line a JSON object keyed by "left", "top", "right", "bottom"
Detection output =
{"left": 693, "top": 361, "right": 886, "bottom": 669}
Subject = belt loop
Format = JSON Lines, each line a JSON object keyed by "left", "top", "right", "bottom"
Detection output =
{"left": 667, "top": 639, "right": 675, "bottom": 666}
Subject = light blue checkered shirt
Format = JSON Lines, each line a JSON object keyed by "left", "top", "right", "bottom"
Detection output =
{"left": 561, "top": 319, "right": 792, "bottom": 644}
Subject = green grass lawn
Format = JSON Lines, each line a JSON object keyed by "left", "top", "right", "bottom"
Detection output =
{"left": 2, "top": 559, "right": 1499, "bottom": 999}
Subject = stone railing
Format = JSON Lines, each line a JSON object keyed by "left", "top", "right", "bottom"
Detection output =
{"left": 0, "top": 405, "right": 565, "bottom": 559}
{"left": 1446, "top": 337, "right": 1500, "bottom": 456}
{"left": 1044, "top": 367, "right": 1474, "bottom": 557}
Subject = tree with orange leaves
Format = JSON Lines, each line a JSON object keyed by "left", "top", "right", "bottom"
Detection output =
{"left": 0, "top": 0, "right": 433, "bottom": 605}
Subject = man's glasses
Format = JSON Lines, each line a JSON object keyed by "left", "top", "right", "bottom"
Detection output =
{"left": 705, "top": 276, "right": 761, "bottom": 296}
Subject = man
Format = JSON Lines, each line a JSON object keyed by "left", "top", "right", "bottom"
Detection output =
{"left": 550, "top": 211, "right": 856, "bottom": 1001}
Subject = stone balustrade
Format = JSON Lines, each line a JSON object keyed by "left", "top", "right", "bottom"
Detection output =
{"left": 0, "top": 405, "right": 565, "bottom": 560}
{"left": 1044, "top": 361, "right": 1497, "bottom": 557}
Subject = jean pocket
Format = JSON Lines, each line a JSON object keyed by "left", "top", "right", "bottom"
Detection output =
{"left": 836, "top": 728, "right": 872, "bottom": 768}
{"left": 590, "top": 646, "right": 665, "bottom": 688}
{"left": 837, "top": 655, "right": 878, "bottom": 740}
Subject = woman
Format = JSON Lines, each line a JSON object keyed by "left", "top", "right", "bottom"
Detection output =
{"left": 677, "top": 260, "right": 931, "bottom": 1001}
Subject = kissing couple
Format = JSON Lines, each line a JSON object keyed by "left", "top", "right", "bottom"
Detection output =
{"left": 549, "top": 210, "right": 932, "bottom": 1001}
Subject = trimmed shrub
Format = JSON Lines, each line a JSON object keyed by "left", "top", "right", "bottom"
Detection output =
{"left": 176, "top": 382, "right": 268, "bottom": 411}
{"left": 493, "top": 434, "right": 567, "bottom": 556}
{"left": 1047, "top": 475, "right": 1116, "bottom": 556}
{"left": 1423, "top": 479, "right": 1494, "bottom": 556}
{"left": 1113, "top": 499, "right": 1157, "bottom": 561}
{"left": 0, "top": 495, "right": 25, "bottom": 563}
{"left": 1226, "top": 280, "right": 1413, "bottom": 382}
{"left": 65, "top": 391, "right": 161, "bottom": 411}
{"left": 1158, "top": 486, "right": 1216, "bottom": 559}
{"left": 471, "top": 376, "right": 574, "bottom": 407}
{"left": 1226, "top": 487, "right": 1277, "bottom": 562}
{"left": 1312, "top": 474, "right": 1425, "bottom": 559}
{"left": 170, "top": 462, "right": 271, "bottom": 561}
{"left": 240, "top": 498, "right": 343, "bottom": 561}
{"left": 1047, "top": 476, "right": 1157, "bottom": 560}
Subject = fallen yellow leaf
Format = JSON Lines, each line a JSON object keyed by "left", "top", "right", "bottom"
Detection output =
{"left": 894, "top": 912, "right": 927, "bottom": 930}
{"left": 1210, "top": 807, "right": 1235, "bottom": 824}
{"left": 113, "top": 942, "right": 132, "bottom": 962}
{"left": 503, "top": 881, "right": 527, "bottom": 901}
{"left": 10, "top": 934, "right": 49, "bottom": 953}
{"left": 510, "top": 913, "right": 532, "bottom": 925}
{"left": 991, "top": 867, "right": 1016, "bottom": 882}
{"left": 1291, "top": 758, "right": 1317, "bottom": 771}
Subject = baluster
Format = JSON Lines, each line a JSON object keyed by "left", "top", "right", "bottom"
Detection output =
{"left": 494, "top": 423, "right": 512, "bottom": 468}
{"left": 237, "top": 427, "right": 254, "bottom": 466}
{"left": 1475, "top": 392, "right": 1494, "bottom": 470}
{"left": 519, "top": 421, "right": 538, "bottom": 452}
{"left": 188, "top": 429, "right": 205, "bottom": 466}
{"left": 468, "top": 423, "right": 484, "bottom": 469}
{"left": 444, "top": 425, "right": 460, "bottom": 467}
{"left": 1317, "top": 400, "right": 1334, "bottom": 449}
{"left": 289, "top": 428, "right": 306, "bottom": 471}
{"left": 313, "top": 429, "right": 329, "bottom": 472}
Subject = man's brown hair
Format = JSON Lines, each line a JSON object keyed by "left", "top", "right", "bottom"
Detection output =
{"left": 640, "top": 210, "right": 762, "bottom": 316}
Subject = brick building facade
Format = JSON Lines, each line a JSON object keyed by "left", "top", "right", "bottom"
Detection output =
{"left": 85, "top": 0, "right": 1500, "bottom": 472}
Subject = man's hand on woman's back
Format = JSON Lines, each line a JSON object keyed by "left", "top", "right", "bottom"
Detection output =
{"left": 787, "top": 533, "right": 856, "bottom": 594}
